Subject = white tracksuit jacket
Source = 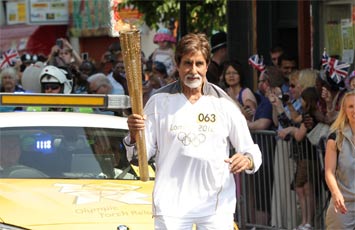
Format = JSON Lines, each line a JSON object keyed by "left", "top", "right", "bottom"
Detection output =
{"left": 125, "top": 80, "right": 262, "bottom": 218}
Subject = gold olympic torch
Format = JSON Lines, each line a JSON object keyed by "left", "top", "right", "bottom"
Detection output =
{"left": 119, "top": 29, "right": 149, "bottom": 181}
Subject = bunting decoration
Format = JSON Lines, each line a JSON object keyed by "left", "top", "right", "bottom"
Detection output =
{"left": 248, "top": 54, "right": 265, "bottom": 72}
{"left": 0, "top": 49, "right": 20, "bottom": 69}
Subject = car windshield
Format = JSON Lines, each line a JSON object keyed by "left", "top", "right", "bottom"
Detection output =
{"left": 0, "top": 126, "right": 137, "bottom": 179}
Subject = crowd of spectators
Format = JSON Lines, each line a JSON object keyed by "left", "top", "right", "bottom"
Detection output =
{"left": 0, "top": 29, "right": 354, "bottom": 230}
{"left": 0, "top": 28, "right": 180, "bottom": 114}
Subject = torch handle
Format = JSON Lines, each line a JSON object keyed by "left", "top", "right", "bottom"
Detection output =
{"left": 120, "top": 29, "right": 149, "bottom": 181}
{"left": 135, "top": 129, "right": 149, "bottom": 181}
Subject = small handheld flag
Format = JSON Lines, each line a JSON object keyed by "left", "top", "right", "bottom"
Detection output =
{"left": 0, "top": 49, "right": 20, "bottom": 69}
{"left": 325, "top": 58, "right": 350, "bottom": 84}
{"left": 248, "top": 54, "right": 265, "bottom": 72}
{"left": 321, "top": 48, "right": 329, "bottom": 69}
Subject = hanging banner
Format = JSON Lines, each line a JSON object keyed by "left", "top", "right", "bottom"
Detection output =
{"left": 325, "top": 21, "right": 342, "bottom": 58}
{"left": 341, "top": 19, "right": 354, "bottom": 63}
{"left": 68, "top": 0, "right": 111, "bottom": 37}
{"left": 67, "top": 0, "right": 143, "bottom": 37}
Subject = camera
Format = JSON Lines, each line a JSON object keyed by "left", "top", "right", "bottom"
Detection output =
{"left": 56, "top": 39, "right": 63, "bottom": 49}
{"left": 81, "top": 52, "right": 89, "bottom": 61}
{"left": 104, "top": 53, "right": 113, "bottom": 62}
{"left": 278, "top": 93, "right": 290, "bottom": 103}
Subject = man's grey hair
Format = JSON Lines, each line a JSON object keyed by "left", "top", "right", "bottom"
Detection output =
{"left": 87, "top": 73, "right": 111, "bottom": 86}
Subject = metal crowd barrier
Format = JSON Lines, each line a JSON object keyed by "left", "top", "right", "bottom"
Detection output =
{"left": 235, "top": 130, "right": 329, "bottom": 230}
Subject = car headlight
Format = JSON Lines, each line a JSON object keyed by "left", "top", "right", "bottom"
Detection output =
{"left": 0, "top": 224, "right": 27, "bottom": 230}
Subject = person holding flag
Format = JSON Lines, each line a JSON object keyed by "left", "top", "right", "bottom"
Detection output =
{"left": 319, "top": 50, "right": 350, "bottom": 124}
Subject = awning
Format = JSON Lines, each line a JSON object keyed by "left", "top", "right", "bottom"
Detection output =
{"left": 26, "top": 25, "right": 68, "bottom": 56}
{"left": 0, "top": 25, "right": 67, "bottom": 56}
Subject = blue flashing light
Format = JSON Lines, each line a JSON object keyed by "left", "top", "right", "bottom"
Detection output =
{"left": 33, "top": 133, "right": 54, "bottom": 154}
{"left": 36, "top": 140, "right": 52, "bottom": 150}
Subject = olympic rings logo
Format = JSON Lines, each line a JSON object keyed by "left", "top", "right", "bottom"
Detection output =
{"left": 177, "top": 132, "right": 206, "bottom": 146}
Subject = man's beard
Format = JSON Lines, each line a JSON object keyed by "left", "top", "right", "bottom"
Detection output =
{"left": 183, "top": 74, "right": 203, "bottom": 89}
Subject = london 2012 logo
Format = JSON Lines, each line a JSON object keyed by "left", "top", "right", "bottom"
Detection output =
{"left": 177, "top": 132, "right": 206, "bottom": 146}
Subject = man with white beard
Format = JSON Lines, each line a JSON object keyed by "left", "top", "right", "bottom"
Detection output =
{"left": 124, "top": 33, "right": 262, "bottom": 230}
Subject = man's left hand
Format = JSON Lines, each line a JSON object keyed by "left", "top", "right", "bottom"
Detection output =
{"left": 224, "top": 153, "right": 253, "bottom": 174}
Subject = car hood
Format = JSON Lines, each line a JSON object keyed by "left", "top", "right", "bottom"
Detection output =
{"left": 0, "top": 179, "right": 154, "bottom": 230}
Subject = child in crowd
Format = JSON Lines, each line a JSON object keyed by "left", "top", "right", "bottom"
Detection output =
{"left": 150, "top": 28, "right": 176, "bottom": 77}
{"left": 345, "top": 70, "right": 355, "bottom": 90}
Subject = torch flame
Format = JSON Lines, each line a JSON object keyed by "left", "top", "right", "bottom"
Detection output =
{"left": 110, "top": 0, "right": 135, "bottom": 36}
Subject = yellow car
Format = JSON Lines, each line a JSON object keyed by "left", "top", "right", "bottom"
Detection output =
{"left": 0, "top": 94, "right": 155, "bottom": 230}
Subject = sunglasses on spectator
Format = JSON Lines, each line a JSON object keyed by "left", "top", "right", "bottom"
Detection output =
{"left": 89, "top": 85, "right": 103, "bottom": 94}
{"left": 43, "top": 83, "right": 61, "bottom": 90}
{"left": 258, "top": 79, "right": 266, "bottom": 83}
{"left": 225, "top": 71, "right": 239, "bottom": 75}
{"left": 59, "top": 51, "right": 71, "bottom": 56}
{"left": 290, "top": 84, "right": 296, "bottom": 88}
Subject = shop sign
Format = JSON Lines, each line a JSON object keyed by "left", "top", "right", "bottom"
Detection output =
{"left": 6, "top": 1, "right": 27, "bottom": 25}
{"left": 28, "top": 0, "right": 69, "bottom": 25}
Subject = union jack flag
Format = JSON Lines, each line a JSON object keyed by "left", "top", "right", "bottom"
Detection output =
{"left": 325, "top": 58, "right": 350, "bottom": 84}
{"left": 0, "top": 49, "right": 20, "bottom": 69}
{"left": 321, "top": 48, "right": 329, "bottom": 69}
{"left": 248, "top": 54, "right": 265, "bottom": 72}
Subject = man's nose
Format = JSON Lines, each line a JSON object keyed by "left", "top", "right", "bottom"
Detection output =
{"left": 191, "top": 64, "right": 198, "bottom": 74}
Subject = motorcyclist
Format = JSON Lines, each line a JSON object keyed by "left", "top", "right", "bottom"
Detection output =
{"left": 27, "top": 65, "right": 91, "bottom": 113}
{"left": 39, "top": 65, "right": 73, "bottom": 94}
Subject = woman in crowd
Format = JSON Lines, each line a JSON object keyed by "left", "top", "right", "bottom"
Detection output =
{"left": 317, "top": 69, "right": 347, "bottom": 125}
{"left": 278, "top": 87, "right": 320, "bottom": 230}
{"left": 324, "top": 89, "right": 355, "bottom": 230}
{"left": 0, "top": 67, "right": 24, "bottom": 93}
{"left": 221, "top": 60, "right": 257, "bottom": 121}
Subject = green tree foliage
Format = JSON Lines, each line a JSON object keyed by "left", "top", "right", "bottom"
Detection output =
{"left": 120, "top": 0, "right": 227, "bottom": 37}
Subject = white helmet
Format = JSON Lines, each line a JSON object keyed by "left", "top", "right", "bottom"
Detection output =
{"left": 39, "top": 65, "right": 73, "bottom": 94}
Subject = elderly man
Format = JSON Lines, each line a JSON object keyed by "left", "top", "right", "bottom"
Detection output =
{"left": 124, "top": 33, "right": 262, "bottom": 230}
{"left": 87, "top": 73, "right": 127, "bottom": 116}
{"left": 87, "top": 73, "right": 114, "bottom": 95}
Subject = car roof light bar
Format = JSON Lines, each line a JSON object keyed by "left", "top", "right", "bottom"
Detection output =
{"left": 0, "top": 93, "right": 131, "bottom": 109}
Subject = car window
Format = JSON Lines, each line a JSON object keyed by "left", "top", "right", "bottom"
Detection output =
{"left": 0, "top": 127, "right": 137, "bottom": 179}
